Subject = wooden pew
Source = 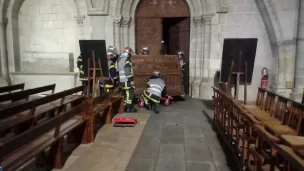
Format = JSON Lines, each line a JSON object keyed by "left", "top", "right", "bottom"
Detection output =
{"left": 246, "top": 124, "right": 280, "bottom": 171}
{"left": 273, "top": 144, "right": 304, "bottom": 171}
{"left": 263, "top": 100, "right": 304, "bottom": 137}
{"left": 0, "top": 86, "right": 85, "bottom": 140}
{"left": 0, "top": 102, "right": 89, "bottom": 171}
{"left": 211, "top": 86, "right": 244, "bottom": 169}
{"left": 211, "top": 86, "right": 304, "bottom": 171}
{"left": 0, "top": 84, "right": 56, "bottom": 109}
{"left": 84, "top": 88, "right": 124, "bottom": 143}
{"left": 0, "top": 83, "right": 25, "bottom": 94}
{"left": 239, "top": 110, "right": 262, "bottom": 167}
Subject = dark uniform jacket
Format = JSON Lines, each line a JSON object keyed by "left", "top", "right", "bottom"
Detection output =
{"left": 118, "top": 54, "right": 134, "bottom": 88}
{"left": 77, "top": 55, "right": 87, "bottom": 81}
{"left": 101, "top": 62, "right": 118, "bottom": 88}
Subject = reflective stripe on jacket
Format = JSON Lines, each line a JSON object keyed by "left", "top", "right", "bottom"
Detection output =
{"left": 118, "top": 54, "right": 134, "bottom": 83}
{"left": 146, "top": 78, "right": 165, "bottom": 97}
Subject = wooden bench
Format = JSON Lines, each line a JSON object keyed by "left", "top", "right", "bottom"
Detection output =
{"left": 273, "top": 144, "right": 304, "bottom": 171}
{"left": 0, "top": 83, "right": 25, "bottom": 94}
{"left": 0, "top": 86, "right": 85, "bottom": 141}
{"left": 211, "top": 86, "right": 304, "bottom": 171}
{"left": 84, "top": 88, "right": 124, "bottom": 143}
{"left": 0, "top": 84, "right": 56, "bottom": 109}
{"left": 0, "top": 101, "right": 89, "bottom": 171}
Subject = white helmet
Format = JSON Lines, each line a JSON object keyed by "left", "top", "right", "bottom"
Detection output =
{"left": 142, "top": 46, "right": 149, "bottom": 52}
{"left": 108, "top": 45, "right": 117, "bottom": 55}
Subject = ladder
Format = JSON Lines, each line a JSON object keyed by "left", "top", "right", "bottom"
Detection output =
{"left": 226, "top": 51, "right": 248, "bottom": 104}
{"left": 87, "top": 50, "right": 106, "bottom": 98}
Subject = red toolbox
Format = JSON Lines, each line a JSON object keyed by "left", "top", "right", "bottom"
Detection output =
{"left": 113, "top": 118, "right": 137, "bottom": 127}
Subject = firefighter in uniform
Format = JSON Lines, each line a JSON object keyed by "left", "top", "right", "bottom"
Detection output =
{"left": 142, "top": 71, "right": 167, "bottom": 114}
{"left": 77, "top": 54, "right": 90, "bottom": 95}
{"left": 177, "top": 50, "right": 186, "bottom": 99}
{"left": 107, "top": 45, "right": 119, "bottom": 59}
{"left": 142, "top": 46, "right": 150, "bottom": 55}
{"left": 118, "top": 47, "right": 137, "bottom": 112}
{"left": 99, "top": 51, "right": 118, "bottom": 95}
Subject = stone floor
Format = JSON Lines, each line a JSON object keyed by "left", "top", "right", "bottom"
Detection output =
{"left": 19, "top": 98, "right": 234, "bottom": 171}
{"left": 125, "top": 98, "right": 233, "bottom": 171}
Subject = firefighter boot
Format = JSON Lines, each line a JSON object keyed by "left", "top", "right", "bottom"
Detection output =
{"left": 154, "top": 103, "right": 160, "bottom": 114}
{"left": 126, "top": 104, "right": 137, "bottom": 113}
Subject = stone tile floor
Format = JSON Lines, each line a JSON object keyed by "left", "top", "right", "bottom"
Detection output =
{"left": 125, "top": 98, "right": 234, "bottom": 171}
{"left": 18, "top": 98, "right": 235, "bottom": 171}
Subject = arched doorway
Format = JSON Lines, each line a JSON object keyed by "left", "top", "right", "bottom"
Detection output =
{"left": 135, "top": 0, "right": 191, "bottom": 94}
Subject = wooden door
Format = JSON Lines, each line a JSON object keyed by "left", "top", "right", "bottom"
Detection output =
{"left": 135, "top": 18, "right": 162, "bottom": 55}
{"left": 168, "top": 17, "right": 190, "bottom": 94}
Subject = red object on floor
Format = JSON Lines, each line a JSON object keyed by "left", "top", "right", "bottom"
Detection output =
{"left": 160, "top": 96, "right": 173, "bottom": 106}
{"left": 138, "top": 97, "right": 145, "bottom": 108}
{"left": 113, "top": 118, "right": 137, "bottom": 127}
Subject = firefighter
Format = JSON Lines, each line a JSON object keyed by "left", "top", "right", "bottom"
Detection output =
{"left": 118, "top": 47, "right": 137, "bottom": 112}
{"left": 142, "top": 71, "right": 167, "bottom": 114}
{"left": 77, "top": 54, "right": 90, "bottom": 95}
{"left": 142, "top": 46, "right": 149, "bottom": 55}
{"left": 99, "top": 51, "right": 118, "bottom": 95}
{"left": 177, "top": 50, "right": 186, "bottom": 99}
{"left": 107, "top": 45, "right": 119, "bottom": 59}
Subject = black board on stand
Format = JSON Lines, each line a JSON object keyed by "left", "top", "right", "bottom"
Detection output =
{"left": 220, "top": 38, "right": 258, "bottom": 85}
{"left": 79, "top": 40, "right": 109, "bottom": 78}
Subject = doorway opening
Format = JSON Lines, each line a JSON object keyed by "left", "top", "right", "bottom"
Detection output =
{"left": 161, "top": 17, "right": 189, "bottom": 55}
{"left": 161, "top": 17, "right": 190, "bottom": 94}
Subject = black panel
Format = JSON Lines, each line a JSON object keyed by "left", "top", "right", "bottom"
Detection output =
{"left": 79, "top": 40, "right": 109, "bottom": 77}
{"left": 220, "top": 38, "right": 258, "bottom": 84}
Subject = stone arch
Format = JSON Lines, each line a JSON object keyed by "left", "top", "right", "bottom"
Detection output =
{"left": 111, "top": 0, "right": 214, "bottom": 98}
{"left": 116, "top": 0, "right": 203, "bottom": 17}
{"left": 2, "top": 0, "right": 80, "bottom": 72}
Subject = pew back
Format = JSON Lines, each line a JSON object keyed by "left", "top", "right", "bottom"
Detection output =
{"left": 0, "top": 83, "right": 25, "bottom": 94}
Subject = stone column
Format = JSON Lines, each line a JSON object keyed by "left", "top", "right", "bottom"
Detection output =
{"left": 75, "top": 15, "right": 85, "bottom": 38}
{"left": 202, "top": 14, "right": 213, "bottom": 79}
{"left": 0, "top": 18, "right": 9, "bottom": 83}
{"left": 113, "top": 17, "right": 122, "bottom": 53}
{"left": 74, "top": 15, "right": 85, "bottom": 73}
{"left": 121, "top": 17, "right": 131, "bottom": 49}
{"left": 199, "top": 14, "right": 214, "bottom": 100}
{"left": 291, "top": 0, "right": 304, "bottom": 101}
{"left": 191, "top": 16, "right": 203, "bottom": 98}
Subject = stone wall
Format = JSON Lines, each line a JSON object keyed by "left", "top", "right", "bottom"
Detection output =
{"left": 18, "top": 0, "right": 78, "bottom": 71}
{"left": 1, "top": 0, "right": 301, "bottom": 102}
{"left": 205, "top": 0, "right": 273, "bottom": 101}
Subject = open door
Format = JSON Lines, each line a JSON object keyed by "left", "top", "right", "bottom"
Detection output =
{"left": 135, "top": 18, "right": 162, "bottom": 55}
{"left": 165, "top": 17, "right": 190, "bottom": 94}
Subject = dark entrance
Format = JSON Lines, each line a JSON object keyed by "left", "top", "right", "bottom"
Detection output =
{"left": 135, "top": 0, "right": 190, "bottom": 94}
{"left": 161, "top": 17, "right": 190, "bottom": 94}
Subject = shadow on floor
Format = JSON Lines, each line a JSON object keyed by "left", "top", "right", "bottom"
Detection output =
{"left": 201, "top": 100, "right": 213, "bottom": 110}
{"left": 201, "top": 101, "right": 239, "bottom": 171}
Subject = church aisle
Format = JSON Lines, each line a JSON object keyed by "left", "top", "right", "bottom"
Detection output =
{"left": 125, "top": 98, "right": 232, "bottom": 171}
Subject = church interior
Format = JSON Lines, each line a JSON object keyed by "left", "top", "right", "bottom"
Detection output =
{"left": 0, "top": 0, "right": 304, "bottom": 171}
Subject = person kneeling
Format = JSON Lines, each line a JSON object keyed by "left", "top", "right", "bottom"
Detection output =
{"left": 142, "top": 71, "right": 167, "bottom": 114}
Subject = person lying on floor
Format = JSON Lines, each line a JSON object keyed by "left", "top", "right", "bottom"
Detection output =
{"left": 141, "top": 71, "right": 168, "bottom": 114}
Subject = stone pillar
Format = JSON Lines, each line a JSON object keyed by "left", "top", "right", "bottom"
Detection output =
{"left": 291, "top": 0, "right": 304, "bottom": 102}
{"left": 75, "top": 15, "right": 85, "bottom": 39}
{"left": 121, "top": 17, "right": 131, "bottom": 49}
{"left": 74, "top": 15, "right": 85, "bottom": 73}
{"left": 199, "top": 14, "right": 214, "bottom": 100}
{"left": 191, "top": 16, "right": 203, "bottom": 98}
{"left": 113, "top": 17, "right": 122, "bottom": 53}
{"left": 202, "top": 14, "right": 213, "bottom": 79}
{"left": 0, "top": 18, "right": 9, "bottom": 84}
